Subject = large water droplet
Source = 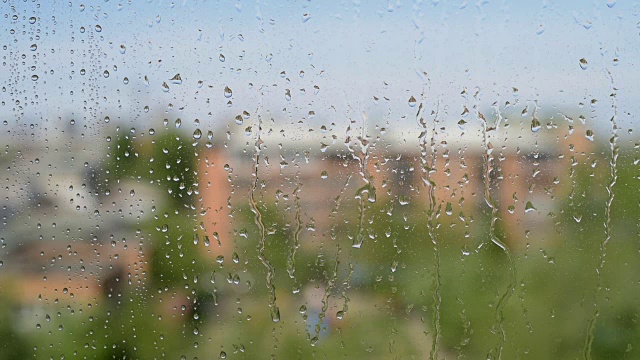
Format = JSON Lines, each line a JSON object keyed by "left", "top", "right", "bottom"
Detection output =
{"left": 531, "top": 118, "right": 541, "bottom": 132}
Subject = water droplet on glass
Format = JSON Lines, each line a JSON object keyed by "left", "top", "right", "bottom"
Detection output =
{"left": 321, "top": 170, "right": 328, "bottom": 179}
{"left": 162, "top": 82, "right": 169, "bottom": 92}
{"left": 103, "top": 70, "right": 110, "bottom": 78}
{"left": 531, "top": 118, "right": 541, "bottom": 132}
{"left": 585, "top": 129, "right": 594, "bottom": 141}
{"left": 579, "top": 58, "right": 588, "bottom": 70}
{"left": 123, "top": 77, "right": 129, "bottom": 84}
{"left": 524, "top": 201, "right": 537, "bottom": 213}
{"left": 408, "top": 96, "right": 417, "bottom": 107}
{"left": 607, "top": 0, "right": 616, "bottom": 8}
{"left": 285, "top": 89, "right": 291, "bottom": 101}
{"left": 235, "top": 115, "right": 243, "bottom": 125}
{"left": 219, "top": 54, "right": 225, "bottom": 62}
{"left": 175, "top": 118, "right": 182, "bottom": 128}
{"left": 193, "top": 129, "right": 202, "bottom": 139}
{"left": 170, "top": 73, "right": 182, "bottom": 85}
{"left": 119, "top": 44, "right": 126, "bottom": 54}
{"left": 30, "top": 44, "right": 37, "bottom": 51}
{"left": 28, "top": 17, "right": 36, "bottom": 24}
{"left": 95, "top": 24, "right": 102, "bottom": 32}
{"left": 445, "top": 202, "right": 453, "bottom": 215}
{"left": 224, "top": 86, "right": 232, "bottom": 98}
{"left": 271, "top": 307, "right": 281, "bottom": 322}
{"left": 31, "top": 75, "right": 39, "bottom": 81}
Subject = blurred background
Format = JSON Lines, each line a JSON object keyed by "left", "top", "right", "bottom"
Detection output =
{"left": 1, "top": 0, "right": 639, "bottom": 359}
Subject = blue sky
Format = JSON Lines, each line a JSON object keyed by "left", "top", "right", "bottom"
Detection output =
{"left": 2, "top": 0, "right": 638, "bottom": 146}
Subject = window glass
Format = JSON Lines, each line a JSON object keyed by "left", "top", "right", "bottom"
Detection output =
{"left": 0, "top": 1, "right": 637, "bottom": 359}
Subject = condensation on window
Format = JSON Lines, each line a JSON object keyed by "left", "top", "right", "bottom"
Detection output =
{"left": 0, "top": 1, "right": 637, "bottom": 359}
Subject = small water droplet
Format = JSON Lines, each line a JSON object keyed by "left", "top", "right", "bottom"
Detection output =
{"left": 95, "top": 24, "right": 102, "bottom": 32}
{"left": 30, "top": 44, "right": 37, "bottom": 51}
{"left": 123, "top": 77, "right": 129, "bottom": 84}
{"left": 28, "top": 17, "right": 37, "bottom": 24}
{"left": 524, "top": 201, "right": 536, "bottom": 213}
{"left": 162, "top": 82, "right": 169, "bottom": 92}
{"left": 31, "top": 75, "right": 39, "bottom": 81}
{"left": 585, "top": 129, "right": 594, "bottom": 141}
{"left": 170, "top": 73, "right": 182, "bottom": 85}
{"left": 408, "top": 96, "right": 417, "bottom": 107}
{"left": 224, "top": 86, "right": 232, "bottom": 98}
{"left": 219, "top": 54, "right": 225, "bottom": 62}
{"left": 271, "top": 307, "right": 281, "bottom": 322}
{"left": 321, "top": 170, "right": 328, "bottom": 179}
{"left": 579, "top": 58, "right": 588, "bottom": 70}
{"left": 285, "top": 89, "right": 291, "bottom": 101}
{"left": 302, "top": 13, "right": 311, "bottom": 22}
{"left": 607, "top": 0, "right": 616, "bottom": 8}
{"left": 103, "top": 70, "right": 110, "bottom": 78}
{"left": 193, "top": 129, "right": 202, "bottom": 139}
{"left": 175, "top": 118, "right": 182, "bottom": 128}
{"left": 119, "top": 44, "right": 126, "bottom": 54}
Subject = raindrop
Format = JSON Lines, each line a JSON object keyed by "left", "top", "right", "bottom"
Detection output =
{"left": 193, "top": 129, "right": 202, "bottom": 140}
{"left": 162, "top": 82, "right": 169, "bottom": 92}
{"left": 31, "top": 75, "right": 39, "bottom": 81}
{"left": 321, "top": 170, "right": 328, "bottom": 179}
{"left": 175, "top": 118, "right": 182, "bottom": 128}
{"left": 123, "top": 77, "right": 129, "bottom": 84}
{"left": 585, "top": 129, "right": 594, "bottom": 141}
{"left": 285, "top": 89, "right": 291, "bottom": 101}
{"left": 170, "top": 73, "right": 182, "bottom": 85}
{"left": 95, "top": 24, "right": 102, "bottom": 32}
{"left": 103, "top": 70, "right": 110, "bottom": 78}
{"left": 224, "top": 86, "right": 232, "bottom": 98}
{"left": 408, "top": 96, "right": 417, "bottom": 107}
{"left": 28, "top": 17, "right": 36, "bottom": 24}
{"left": 524, "top": 201, "right": 537, "bottom": 213}
{"left": 235, "top": 115, "right": 243, "bottom": 125}
{"left": 579, "top": 58, "right": 588, "bottom": 70}
{"left": 219, "top": 54, "right": 225, "bottom": 62}
{"left": 531, "top": 118, "right": 541, "bottom": 132}
{"left": 119, "top": 44, "right": 126, "bottom": 54}
{"left": 302, "top": 13, "right": 311, "bottom": 22}
{"left": 30, "top": 44, "right": 37, "bottom": 51}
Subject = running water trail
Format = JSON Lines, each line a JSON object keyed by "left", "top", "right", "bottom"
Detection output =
{"left": 583, "top": 70, "right": 618, "bottom": 359}
{"left": 287, "top": 184, "right": 302, "bottom": 293}
{"left": 418, "top": 99, "right": 443, "bottom": 360}
{"left": 248, "top": 109, "right": 280, "bottom": 322}
{"left": 475, "top": 89, "right": 516, "bottom": 359}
